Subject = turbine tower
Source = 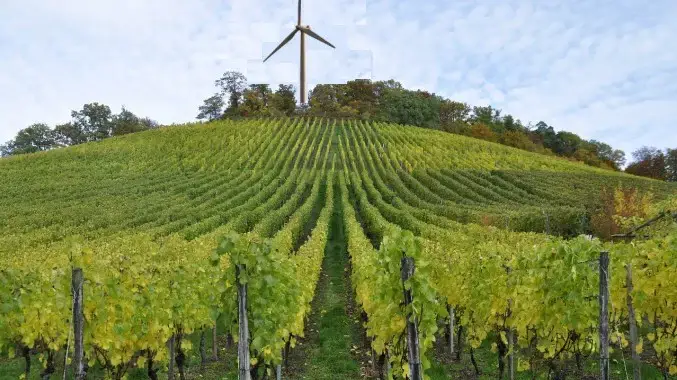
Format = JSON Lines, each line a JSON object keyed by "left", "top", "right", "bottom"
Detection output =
{"left": 263, "top": 0, "right": 335, "bottom": 105}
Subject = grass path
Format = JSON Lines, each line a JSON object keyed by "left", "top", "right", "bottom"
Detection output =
{"left": 285, "top": 184, "right": 363, "bottom": 379}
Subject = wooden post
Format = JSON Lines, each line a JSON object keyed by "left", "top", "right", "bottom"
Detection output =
{"left": 401, "top": 257, "right": 422, "bottom": 380}
{"left": 200, "top": 330, "right": 207, "bottom": 368}
{"left": 371, "top": 347, "right": 376, "bottom": 372}
{"left": 40, "top": 350, "right": 55, "bottom": 380}
{"left": 284, "top": 339, "right": 290, "bottom": 367}
{"left": 212, "top": 325, "right": 219, "bottom": 361}
{"left": 175, "top": 329, "right": 186, "bottom": 380}
{"left": 22, "top": 346, "right": 30, "bottom": 380}
{"left": 599, "top": 251, "right": 610, "bottom": 380}
{"left": 72, "top": 267, "right": 86, "bottom": 380}
{"left": 626, "top": 264, "right": 641, "bottom": 380}
{"left": 448, "top": 305, "right": 455, "bottom": 356}
{"left": 168, "top": 336, "right": 175, "bottom": 380}
{"left": 276, "top": 348, "right": 283, "bottom": 380}
{"left": 508, "top": 329, "right": 515, "bottom": 380}
{"left": 237, "top": 264, "right": 251, "bottom": 380}
{"left": 506, "top": 266, "right": 514, "bottom": 380}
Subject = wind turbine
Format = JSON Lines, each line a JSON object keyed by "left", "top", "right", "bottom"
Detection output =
{"left": 263, "top": 0, "right": 335, "bottom": 105}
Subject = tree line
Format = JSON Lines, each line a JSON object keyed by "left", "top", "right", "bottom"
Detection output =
{"left": 0, "top": 103, "right": 158, "bottom": 156}
{"left": 198, "top": 72, "right": 631, "bottom": 171}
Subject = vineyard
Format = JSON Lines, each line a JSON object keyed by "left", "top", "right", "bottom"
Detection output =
{"left": 0, "top": 118, "right": 676, "bottom": 379}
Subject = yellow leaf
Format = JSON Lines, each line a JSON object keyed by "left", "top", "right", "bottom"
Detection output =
{"left": 402, "top": 362, "right": 410, "bottom": 377}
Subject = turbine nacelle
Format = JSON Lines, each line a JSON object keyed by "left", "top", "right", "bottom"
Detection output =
{"left": 262, "top": 0, "right": 335, "bottom": 104}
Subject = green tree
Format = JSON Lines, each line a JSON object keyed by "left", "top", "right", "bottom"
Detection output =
{"left": 112, "top": 107, "right": 149, "bottom": 136}
{"left": 373, "top": 79, "right": 403, "bottom": 96}
{"left": 531, "top": 121, "right": 556, "bottom": 147}
{"left": 590, "top": 140, "right": 626, "bottom": 169}
{"left": 502, "top": 114, "right": 518, "bottom": 131}
{"left": 553, "top": 131, "right": 582, "bottom": 156}
{"left": 666, "top": 148, "right": 677, "bottom": 182}
{"left": 439, "top": 100, "right": 470, "bottom": 133}
{"left": 0, "top": 142, "right": 11, "bottom": 157}
{"left": 70, "top": 102, "right": 114, "bottom": 142}
{"left": 53, "top": 122, "right": 85, "bottom": 146}
{"left": 472, "top": 105, "right": 502, "bottom": 132}
{"left": 345, "top": 79, "right": 377, "bottom": 118}
{"left": 215, "top": 71, "right": 247, "bottom": 114}
{"left": 249, "top": 84, "right": 272, "bottom": 106}
{"left": 196, "top": 93, "right": 225, "bottom": 121}
{"left": 270, "top": 84, "right": 296, "bottom": 116}
{"left": 573, "top": 147, "right": 603, "bottom": 168}
{"left": 376, "top": 88, "right": 440, "bottom": 128}
{"left": 309, "top": 84, "right": 343, "bottom": 116}
{"left": 139, "top": 117, "right": 159, "bottom": 130}
{"left": 1, "top": 123, "right": 57, "bottom": 155}
{"left": 240, "top": 85, "right": 272, "bottom": 117}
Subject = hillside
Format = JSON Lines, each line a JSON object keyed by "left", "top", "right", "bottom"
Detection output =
{"left": 1, "top": 118, "right": 676, "bottom": 379}
{"left": 0, "top": 118, "right": 673, "bottom": 252}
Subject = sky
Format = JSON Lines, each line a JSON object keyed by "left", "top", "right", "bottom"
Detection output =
{"left": 1, "top": 0, "right": 676, "bottom": 157}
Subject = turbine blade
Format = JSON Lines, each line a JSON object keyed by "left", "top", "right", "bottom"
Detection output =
{"left": 302, "top": 28, "right": 335, "bottom": 49}
{"left": 263, "top": 29, "right": 299, "bottom": 62}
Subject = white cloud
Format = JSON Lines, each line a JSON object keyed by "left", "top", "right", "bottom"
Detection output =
{"left": 1, "top": 0, "right": 676, "bottom": 156}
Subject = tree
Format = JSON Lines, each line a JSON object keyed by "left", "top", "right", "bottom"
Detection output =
{"left": 502, "top": 114, "right": 518, "bottom": 131}
{"left": 70, "top": 102, "right": 114, "bottom": 142}
{"left": 53, "top": 122, "right": 85, "bottom": 146}
{"left": 0, "top": 142, "right": 11, "bottom": 157}
{"left": 2, "top": 123, "right": 57, "bottom": 155}
{"left": 215, "top": 71, "right": 247, "bottom": 113}
{"left": 308, "top": 84, "right": 343, "bottom": 116}
{"left": 112, "top": 107, "right": 148, "bottom": 136}
{"left": 376, "top": 88, "right": 440, "bottom": 128}
{"left": 573, "top": 147, "right": 603, "bottom": 168}
{"left": 196, "top": 93, "right": 225, "bottom": 121}
{"left": 240, "top": 85, "right": 272, "bottom": 117}
{"left": 439, "top": 100, "right": 470, "bottom": 133}
{"left": 632, "top": 146, "right": 662, "bottom": 162}
{"left": 531, "top": 121, "right": 556, "bottom": 147}
{"left": 551, "top": 131, "right": 582, "bottom": 156}
{"left": 468, "top": 123, "right": 497, "bottom": 142}
{"left": 345, "top": 79, "right": 377, "bottom": 118}
{"left": 625, "top": 146, "right": 667, "bottom": 180}
{"left": 666, "top": 148, "right": 677, "bottom": 182}
{"left": 609, "top": 149, "right": 626, "bottom": 169}
{"left": 472, "top": 106, "right": 502, "bottom": 132}
{"left": 139, "top": 117, "right": 160, "bottom": 130}
{"left": 249, "top": 84, "right": 272, "bottom": 106}
{"left": 499, "top": 130, "right": 544, "bottom": 152}
{"left": 590, "top": 140, "right": 626, "bottom": 169}
{"left": 373, "top": 80, "right": 403, "bottom": 103}
{"left": 270, "top": 84, "right": 296, "bottom": 116}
